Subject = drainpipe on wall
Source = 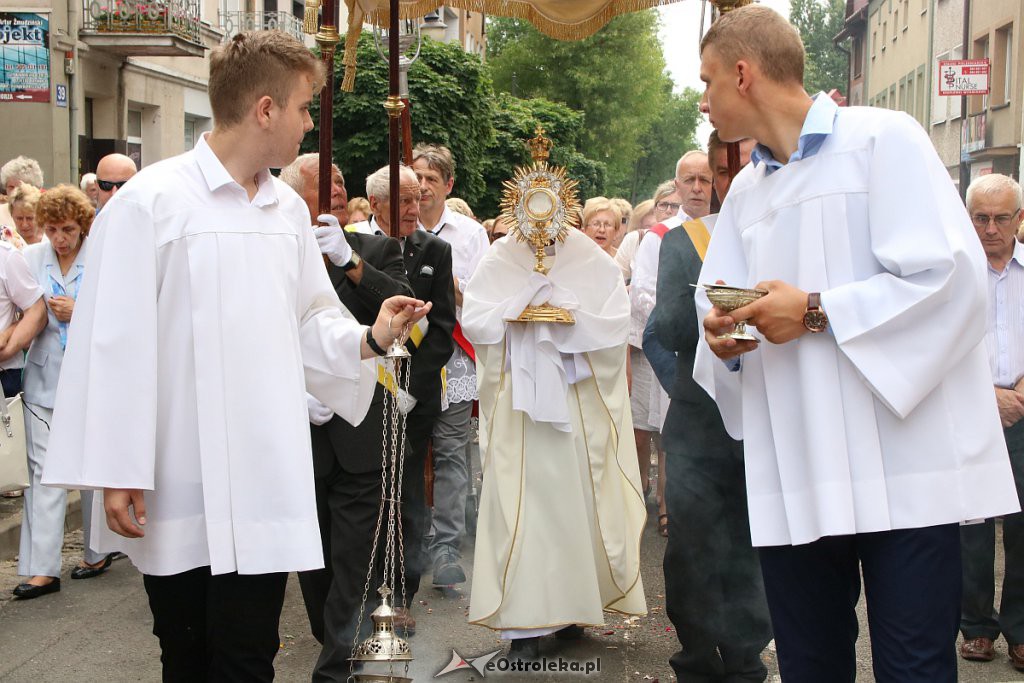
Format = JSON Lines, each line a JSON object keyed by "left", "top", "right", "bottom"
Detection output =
{"left": 958, "top": 0, "right": 970, "bottom": 200}
{"left": 67, "top": 0, "right": 79, "bottom": 180}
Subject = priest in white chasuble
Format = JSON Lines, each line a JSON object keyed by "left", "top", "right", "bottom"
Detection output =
{"left": 463, "top": 227, "right": 647, "bottom": 658}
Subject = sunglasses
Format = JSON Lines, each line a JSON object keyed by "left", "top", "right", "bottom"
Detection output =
{"left": 97, "top": 179, "right": 130, "bottom": 192}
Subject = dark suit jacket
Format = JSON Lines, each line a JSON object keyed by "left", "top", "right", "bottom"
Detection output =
{"left": 312, "top": 231, "right": 412, "bottom": 475}
{"left": 653, "top": 226, "right": 716, "bottom": 405}
{"left": 401, "top": 229, "right": 456, "bottom": 417}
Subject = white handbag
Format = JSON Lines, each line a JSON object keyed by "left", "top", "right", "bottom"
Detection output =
{"left": 0, "top": 385, "right": 29, "bottom": 492}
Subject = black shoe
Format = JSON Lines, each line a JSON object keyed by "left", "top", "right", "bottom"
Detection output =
{"left": 432, "top": 553, "right": 466, "bottom": 586}
{"left": 70, "top": 554, "right": 113, "bottom": 580}
{"left": 555, "top": 624, "right": 585, "bottom": 640}
{"left": 12, "top": 578, "right": 61, "bottom": 599}
{"left": 508, "top": 636, "right": 540, "bottom": 661}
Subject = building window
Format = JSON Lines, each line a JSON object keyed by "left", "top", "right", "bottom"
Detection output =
{"left": 184, "top": 117, "right": 197, "bottom": 151}
{"left": 899, "top": 76, "right": 907, "bottom": 113}
{"left": 916, "top": 64, "right": 926, "bottom": 124}
{"left": 971, "top": 35, "right": 988, "bottom": 114}
{"left": 902, "top": 0, "right": 909, "bottom": 30}
{"left": 853, "top": 36, "right": 864, "bottom": 77}
{"left": 127, "top": 109, "right": 143, "bottom": 169}
{"left": 950, "top": 44, "right": 963, "bottom": 121}
{"left": 889, "top": 84, "right": 896, "bottom": 110}
{"left": 894, "top": 9, "right": 899, "bottom": 38}
{"left": 872, "top": 30, "right": 878, "bottom": 59}
{"left": 995, "top": 25, "right": 1013, "bottom": 105}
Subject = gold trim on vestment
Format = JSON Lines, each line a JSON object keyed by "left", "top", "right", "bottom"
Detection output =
{"left": 573, "top": 380, "right": 644, "bottom": 604}
{"left": 471, "top": 339, "right": 525, "bottom": 628}
{"left": 582, "top": 351, "right": 647, "bottom": 601}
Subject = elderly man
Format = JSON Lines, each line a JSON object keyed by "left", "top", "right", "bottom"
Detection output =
{"left": 94, "top": 154, "right": 137, "bottom": 211}
{"left": 631, "top": 151, "right": 713, "bottom": 534}
{"left": 695, "top": 7, "right": 1018, "bottom": 681}
{"left": 357, "top": 164, "right": 456, "bottom": 619}
{"left": 959, "top": 174, "right": 1024, "bottom": 670}
{"left": 411, "top": 143, "right": 489, "bottom": 587}
{"left": 281, "top": 152, "right": 349, "bottom": 226}
{"left": 280, "top": 153, "right": 413, "bottom": 681}
{"left": 650, "top": 129, "right": 770, "bottom": 682}
{"left": 80, "top": 174, "right": 99, "bottom": 208}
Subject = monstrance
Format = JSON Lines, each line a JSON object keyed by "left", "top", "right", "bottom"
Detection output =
{"left": 499, "top": 126, "right": 581, "bottom": 324}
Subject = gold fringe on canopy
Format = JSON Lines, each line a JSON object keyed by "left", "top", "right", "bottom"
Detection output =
{"left": 340, "top": 0, "right": 685, "bottom": 91}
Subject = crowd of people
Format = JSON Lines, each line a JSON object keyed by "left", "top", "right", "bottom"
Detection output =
{"left": 1, "top": 6, "right": 1024, "bottom": 683}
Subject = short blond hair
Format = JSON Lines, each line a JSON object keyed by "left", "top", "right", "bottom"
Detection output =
{"left": 446, "top": 197, "right": 473, "bottom": 217}
{"left": 652, "top": 180, "right": 677, "bottom": 204}
{"left": 348, "top": 196, "right": 371, "bottom": 218}
{"left": 700, "top": 5, "right": 804, "bottom": 86}
{"left": 9, "top": 183, "right": 41, "bottom": 213}
{"left": 35, "top": 185, "right": 95, "bottom": 237}
{"left": 582, "top": 197, "right": 621, "bottom": 229}
{"left": 626, "top": 199, "right": 656, "bottom": 233}
{"left": 209, "top": 31, "right": 325, "bottom": 128}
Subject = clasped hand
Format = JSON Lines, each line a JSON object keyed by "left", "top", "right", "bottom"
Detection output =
{"left": 703, "top": 279, "right": 808, "bottom": 360}
{"left": 313, "top": 214, "right": 353, "bottom": 266}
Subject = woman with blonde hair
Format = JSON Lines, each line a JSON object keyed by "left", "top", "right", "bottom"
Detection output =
{"left": 12, "top": 185, "right": 95, "bottom": 599}
{"left": 8, "top": 184, "right": 43, "bottom": 247}
{"left": 614, "top": 199, "right": 657, "bottom": 284}
{"left": 580, "top": 197, "right": 622, "bottom": 257}
{"left": 347, "top": 196, "right": 371, "bottom": 224}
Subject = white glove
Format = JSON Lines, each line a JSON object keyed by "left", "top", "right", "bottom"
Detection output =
{"left": 314, "top": 214, "right": 354, "bottom": 267}
{"left": 306, "top": 393, "right": 334, "bottom": 425}
{"left": 397, "top": 388, "right": 418, "bottom": 416}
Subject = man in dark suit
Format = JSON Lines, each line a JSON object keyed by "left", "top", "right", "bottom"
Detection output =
{"left": 650, "top": 133, "right": 770, "bottom": 682}
{"left": 280, "top": 155, "right": 415, "bottom": 682}
{"left": 364, "top": 164, "right": 456, "bottom": 622}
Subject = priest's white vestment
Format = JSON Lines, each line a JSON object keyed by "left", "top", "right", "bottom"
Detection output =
{"left": 694, "top": 105, "right": 1020, "bottom": 548}
{"left": 463, "top": 229, "right": 646, "bottom": 630}
{"left": 42, "top": 136, "right": 376, "bottom": 576}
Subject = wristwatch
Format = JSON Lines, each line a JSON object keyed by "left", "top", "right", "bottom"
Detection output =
{"left": 802, "top": 292, "right": 829, "bottom": 333}
{"left": 365, "top": 325, "right": 387, "bottom": 356}
{"left": 342, "top": 251, "right": 362, "bottom": 272}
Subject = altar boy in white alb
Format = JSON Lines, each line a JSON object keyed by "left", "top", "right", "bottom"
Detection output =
{"left": 693, "top": 7, "right": 1019, "bottom": 683}
{"left": 41, "top": 31, "right": 428, "bottom": 681}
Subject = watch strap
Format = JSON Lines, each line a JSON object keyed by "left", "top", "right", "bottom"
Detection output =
{"left": 365, "top": 326, "right": 387, "bottom": 356}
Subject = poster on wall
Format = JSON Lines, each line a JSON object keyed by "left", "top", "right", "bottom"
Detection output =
{"left": 0, "top": 12, "right": 50, "bottom": 103}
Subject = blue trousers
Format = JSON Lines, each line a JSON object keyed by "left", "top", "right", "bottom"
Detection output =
{"left": 758, "top": 524, "right": 961, "bottom": 683}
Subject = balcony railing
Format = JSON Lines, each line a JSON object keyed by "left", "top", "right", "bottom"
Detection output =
{"left": 82, "top": 0, "right": 202, "bottom": 44}
{"left": 218, "top": 11, "right": 305, "bottom": 43}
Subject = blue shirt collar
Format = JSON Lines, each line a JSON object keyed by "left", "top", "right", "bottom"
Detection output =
{"left": 751, "top": 93, "right": 839, "bottom": 175}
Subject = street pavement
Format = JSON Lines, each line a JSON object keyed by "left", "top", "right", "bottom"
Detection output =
{"left": 2, "top": 503, "right": 1024, "bottom": 681}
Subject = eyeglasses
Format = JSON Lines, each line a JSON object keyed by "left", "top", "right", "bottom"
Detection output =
{"left": 97, "top": 179, "right": 130, "bottom": 192}
{"left": 656, "top": 201, "right": 682, "bottom": 213}
{"left": 586, "top": 221, "right": 616, "bottom": 230}
{"left": 971, "top": 210, "right": 1021, "bottom": 228}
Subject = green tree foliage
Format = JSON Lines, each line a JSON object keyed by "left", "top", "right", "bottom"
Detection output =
{"left": 479, "top": 93, "right": 607, "bottom": 217}
{"left": 487, "top": 11, "right": 696, "bottom": 199}
{"left": 306, "top": 31, "right": 605, "bottom": 219}
{"left": 306, "top": 32, "right": 494, "bottom": 205}
{"left": 790, "top": 0, "right": 848, "bottom": 95}
{"left": 628, "top": 87, "right": 702, "bottom": 203}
